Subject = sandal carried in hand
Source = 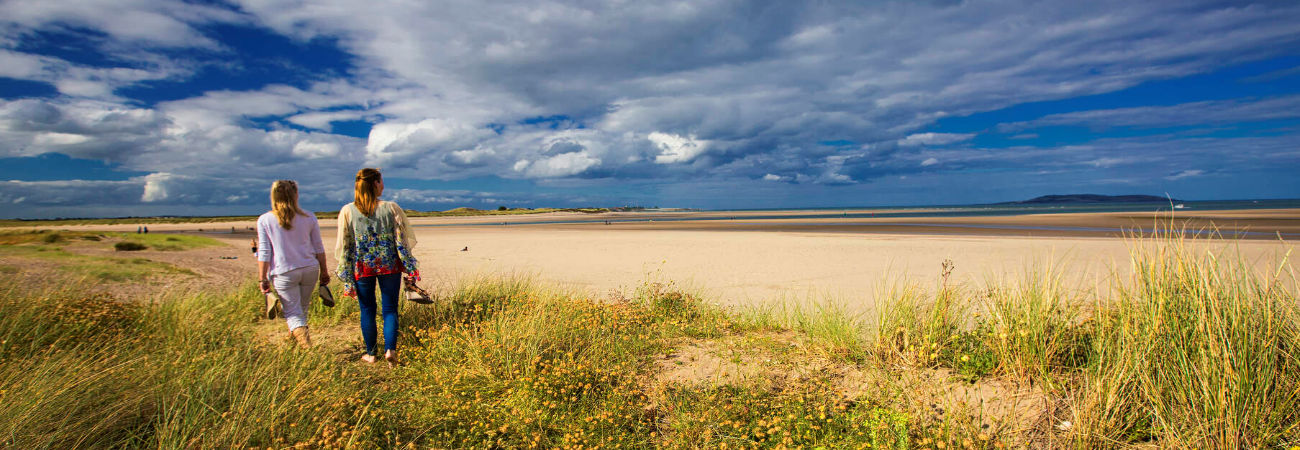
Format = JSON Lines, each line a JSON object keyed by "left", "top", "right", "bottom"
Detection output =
{"left": 317, "top": 283, "right": 336, "bottom": 308}
{"left": 404, "top": 276, "right": 434, "bottom": 304}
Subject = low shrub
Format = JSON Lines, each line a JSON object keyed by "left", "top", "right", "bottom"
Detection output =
{"left": 114, "top": 241, "right": 148, "bottom": 251}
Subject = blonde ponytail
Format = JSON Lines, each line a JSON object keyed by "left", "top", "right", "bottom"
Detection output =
{"left": 354, "top": 168, "right": 382, "bottom": 216}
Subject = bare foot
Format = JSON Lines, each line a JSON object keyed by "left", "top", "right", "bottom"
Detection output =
{"left": 361, "top": 354, "right": 377, "bottom": 364}
{"left": 384, "top": 350, "right": 398, "bottom": 365}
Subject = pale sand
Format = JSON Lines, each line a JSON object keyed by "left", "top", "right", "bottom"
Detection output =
{"left": 32, "top": 209, "right": 1298, "bottom": 312}
{"left": 395, "top": 227, "right": 1292, "bottom": 312}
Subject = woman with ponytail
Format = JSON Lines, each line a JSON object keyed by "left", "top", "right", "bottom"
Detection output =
{"left": 257, "top": 180, "right": 329, "bottom": 348}
{"left": 335, "top": 168, "right": 419, "bottom": 364}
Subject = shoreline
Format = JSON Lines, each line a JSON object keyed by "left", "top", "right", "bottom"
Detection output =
{"left": 15, "top": 207, "right": 1300, "bottom": 239}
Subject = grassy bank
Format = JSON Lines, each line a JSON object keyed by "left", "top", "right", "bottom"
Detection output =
{"left": 0, "top": 230, "right": 217, "bottom": 282}
{"left": 0, "top": 235, "right": 1296, "bottom": 448}
{"left": 0, "top": 208, "right": 610, "bottom": 228}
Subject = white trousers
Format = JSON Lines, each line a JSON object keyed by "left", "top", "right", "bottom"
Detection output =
{"left": 271, "top": 265, "right": 319, "bottom": 331}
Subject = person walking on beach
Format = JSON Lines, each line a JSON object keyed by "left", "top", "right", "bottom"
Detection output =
{"left": 335, "top": 168, "right": 420, "bottom": 364}
{"left": 256, "top": 180, "right": 329, "bottom": 348}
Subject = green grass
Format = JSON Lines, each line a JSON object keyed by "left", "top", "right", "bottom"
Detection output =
{"left": 0, "top": 285, "right": 383, "bottom": 448}
{"left": 0, "top": 208, "right": 610, "bottom": 227}
{"left": 0, "top": 244, "right": 195, "bottom": 282}
{"left": 0, "top": 230, "right": 220, "bottom": 251}
{"left": 112, "top": 233, "right": 221, "bottom": 251}
{"left": 0, "top": 232, "right": 1295, "bottom": 448}
{"left": 1069, "top": 239, "right": 1300, "bottom": 447}
{"left": 0, "top": 230, "right": 217, "bottom": 281}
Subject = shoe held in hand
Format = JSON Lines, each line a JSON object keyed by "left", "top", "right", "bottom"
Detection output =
{"left": 404, "top": 277, "right": 434, "bottom": 304}
{"left": 318, "top": 283, "right": 336, "bottom": 308}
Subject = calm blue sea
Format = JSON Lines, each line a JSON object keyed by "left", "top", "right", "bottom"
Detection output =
{"left": 416, "top": 199, "right": 1300, "bottom": 235}
{"left": 710, "top": 198, "right": 1300, "bottom": 219}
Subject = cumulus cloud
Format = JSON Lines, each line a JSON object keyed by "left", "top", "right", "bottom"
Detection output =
{"left": 649, "top": 132, "right": 709, "bottom": 164}
{"left": 516, "top": 151, "right": 601, "bottom": 178}
{"left": 140, "top": 172, "right": 172, "bottom": 202}
{"left": 1, "top": 0, "right": 1299, "bottom": 214}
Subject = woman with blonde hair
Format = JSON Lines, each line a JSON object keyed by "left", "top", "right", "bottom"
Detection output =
{"left": 257, "top": 179, "right": 330, "bottom": 347}
{"left": 336, "top": 168, "right": 420, "bottom": 364}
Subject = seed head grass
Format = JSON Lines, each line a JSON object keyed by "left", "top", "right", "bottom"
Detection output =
{"left": 0, "top": 230, "right": 1295, "bottom": 447}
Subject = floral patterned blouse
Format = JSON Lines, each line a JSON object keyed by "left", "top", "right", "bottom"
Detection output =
{"left": 334, "top": 201, "right": 419, "bottom": 297}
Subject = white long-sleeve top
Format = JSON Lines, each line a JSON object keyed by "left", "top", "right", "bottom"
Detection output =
{"left": 257, "top": 211, "right": 326, "bottom": 277}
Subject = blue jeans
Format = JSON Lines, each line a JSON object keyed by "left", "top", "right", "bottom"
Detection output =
{"left": 355, "top": 272, "right": 402, "bottom": 355}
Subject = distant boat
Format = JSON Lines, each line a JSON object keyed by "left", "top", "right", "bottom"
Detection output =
{"left": 1174, "top": 204, "right": 1186, "bottom": 209}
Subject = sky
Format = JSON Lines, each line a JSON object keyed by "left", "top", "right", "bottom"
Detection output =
{"left": 1, "top": 0, "right": 1299, "bottom": 218}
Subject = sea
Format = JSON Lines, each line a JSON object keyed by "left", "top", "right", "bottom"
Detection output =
{"left": 414, "top": 198, "right": 1300, "bottom": 238}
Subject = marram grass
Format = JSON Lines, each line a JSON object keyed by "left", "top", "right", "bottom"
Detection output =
{"left": 0, "top": 233, "right": 1296, "bottom": 448}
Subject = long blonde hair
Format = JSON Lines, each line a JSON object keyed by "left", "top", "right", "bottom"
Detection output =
{"left": 270, "top": 180, "right": 306, "bottom": 229}
{"left": 354, "top": 168, "right": 382, "bottom": 216}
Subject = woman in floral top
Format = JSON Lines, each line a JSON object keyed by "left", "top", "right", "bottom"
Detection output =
{"left": 335, "top": 168, "right": 418, "bottom": 364}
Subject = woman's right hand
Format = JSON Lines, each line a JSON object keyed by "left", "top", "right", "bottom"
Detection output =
{"left": 259, "top": 279, "right": 271, "bottom": 294}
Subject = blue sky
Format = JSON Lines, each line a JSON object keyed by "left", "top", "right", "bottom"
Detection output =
{"left": 1, "top": 0, "right": 1298, "bottom": 218}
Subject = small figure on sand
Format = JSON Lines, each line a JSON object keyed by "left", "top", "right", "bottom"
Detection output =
{"left": 142, "top": 226, "right": 148, "bottom": 234}
{"left": 136, "top": 226, "right": 142, "bottom": 234}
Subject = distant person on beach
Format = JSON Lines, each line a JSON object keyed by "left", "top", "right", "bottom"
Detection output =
{"left": 256, "top": 179, "right": 329, "bottom": 348}
{"left": 142, "top": 226, "right": 148, "bottom": 234}
{"left": 250, "top": 237, "right": 258, "bottom": 255}
{"left": 335, "top": 168, "right": 420, "bottom": 364}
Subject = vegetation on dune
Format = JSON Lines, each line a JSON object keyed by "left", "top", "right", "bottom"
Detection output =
{"left": 0, "top": 230, "right": 219, "bottom": 251}
{"left": 0, "top": 207, "right": 611, "bottom": 227}
{"left": 0, "top": 231, "right": 1296, "bottom": 448}
{"left": 0, "top": 230, "right": 215, "bottom": 282}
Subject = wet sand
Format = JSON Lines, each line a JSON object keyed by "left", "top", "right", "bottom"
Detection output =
{"left": 32, "top": 208, "right": 1299, "bottom": 311}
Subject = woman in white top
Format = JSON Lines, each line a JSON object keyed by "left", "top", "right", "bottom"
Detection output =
{"left": 257, "top": 179, "right": 329, "bottom": 347}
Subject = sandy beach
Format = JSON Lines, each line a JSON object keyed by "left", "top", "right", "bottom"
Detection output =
{"left": 31, "top": 208, "right": 1298, "bottom": 311}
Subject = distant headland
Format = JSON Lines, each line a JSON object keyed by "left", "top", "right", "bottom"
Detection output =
{"left": 1002, "top": 194, "right": 1179, "bottom": 205}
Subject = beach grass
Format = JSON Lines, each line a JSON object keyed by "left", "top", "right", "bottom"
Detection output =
{"left": 0, "top": 232, "right": 1296, "bottom": 448}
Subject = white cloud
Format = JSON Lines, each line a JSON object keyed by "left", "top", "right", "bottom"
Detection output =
{"left": 140, "top": 172, "right": 173, "bottom": 202}
{"left": 291, "top": 140, "right": 341, "bottom": 158}
{"left": 649, "top": 132, "right": 709, "bottom": 164}
{"left": 0, "top": 0, "right": 242, "bottom": 48}
{"left": 900, "top": 133, "right": 975, "bottom": 147}
{"left": 999, "top": 95, "right": 1300, "bottom": 132}
{"left": 1166, "top": 169, "right": 1206, "bottom": 180}
{"left": 921, "top": 157, "right": 939, "bottom": 167}
{"left": 517, "top": 151, "right": 600, "bottom": 178}
{"left": 32, "top": 132, "right": 89, "bottom": 146}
